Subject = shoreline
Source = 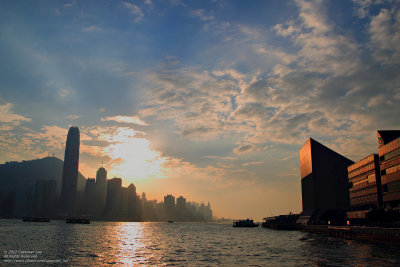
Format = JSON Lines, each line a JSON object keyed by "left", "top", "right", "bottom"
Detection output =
{"left": 299, "top": 225, "right": 400, "bottom": 245}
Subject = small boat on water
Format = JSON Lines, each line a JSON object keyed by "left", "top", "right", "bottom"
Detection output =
{"left": 233, "top": 219, "right": 259, "bottom": 227}
{"left": 22, "top": 217, "right": 50, "bottom": 222}
{"left": 168, "top": 220, "right": 174, "bottom": 223}
{"left": 66, "top": 218, "right": 90, "bottom": 224}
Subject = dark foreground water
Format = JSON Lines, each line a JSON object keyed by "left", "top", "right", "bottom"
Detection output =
{"left": 1, "top": 219, "right": 400, "bottom": 266}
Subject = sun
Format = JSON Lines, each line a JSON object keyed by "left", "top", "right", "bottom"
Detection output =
{"left": 102, "top": 127, "right": 165, "bottom": 181}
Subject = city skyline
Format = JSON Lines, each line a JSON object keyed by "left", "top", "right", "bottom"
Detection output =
{"left": 1, "top": 0, "right": 400, "bottom": 220}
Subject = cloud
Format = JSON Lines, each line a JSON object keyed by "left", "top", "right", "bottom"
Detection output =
{"left": 102, "top": 115, "right": 148, "bottom": 125}
{"left": 0, "top": 103, "right": 31, "bottom": 124}
{"left": 66, "top": 114, "right": 81, "bottom": 120}
{"left": 144, "top": 0, "right": 153, "bottom": 8}
{"left": 82, "top": 25, "right": 103, "bottom": 32}
{"left": 56, "top": 88, "right": 75, "bottom": 99}
{"left": 242, "top": 160, "right": 263, "bottom": 167}
{"left": 234, "top": 144, "right": 255, "bottom": 154}
{"left": 123, "top": 2, "right": 144, "bottom": 22}
{"left": 352, "top": 0, "right": 383, "bottom": 18}
{"left": 191, "top": 9, "right": 214, "bottom": 22}
{"left": 138, "top": 0, "right": 400, "bottom": 164}
{"left": 369, "top": 8, "right": 400, "bottom": 64}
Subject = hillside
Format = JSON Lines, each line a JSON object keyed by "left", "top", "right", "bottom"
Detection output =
{"left": 0, "top": 156, "right": 86, "bottom": 193}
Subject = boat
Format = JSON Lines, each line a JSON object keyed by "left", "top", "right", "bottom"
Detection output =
{"left": 66, "top": 218, "right": 90, "bottom": 224}
{"left": 233, "top": 219, "right": 259, "bottom": 227}
{"left": 168, "top": 220, "right": 174, "bottom": 223}
{"left": 22, "top": 217, "right": 50, "bottom": 222}
{"left": 261, "top": 214, "right": 299, "bottom": 230}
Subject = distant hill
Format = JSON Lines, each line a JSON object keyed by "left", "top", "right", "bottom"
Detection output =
{"left": 0, "top": 157, "right": 86, "bottom": 194}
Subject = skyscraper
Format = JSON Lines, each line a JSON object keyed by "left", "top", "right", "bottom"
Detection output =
{"left": 300, "top": 138, "right": 353, "bottom": 212}
{"left": 60, "top": 126, "right": 80, "bottom": 215}
{"left": 95, "top": 166, "right": 107, "bottom": 215}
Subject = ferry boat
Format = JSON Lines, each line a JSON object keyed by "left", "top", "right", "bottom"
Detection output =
{"left": 233, "top": 219, "right": 259, "bottom": 227}
{"left": 66, "top": 218, "right": 90, "bottom": 224}
{"left": 22, "top": 217, "right": 50, "bottom": 222}
{"left": 261, "top": 214, "right": 299, "bottom": 230}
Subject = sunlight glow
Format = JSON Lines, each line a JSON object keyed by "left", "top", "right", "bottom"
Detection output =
{"left": 102, "top": 128, "right": 165, "bottom": 181}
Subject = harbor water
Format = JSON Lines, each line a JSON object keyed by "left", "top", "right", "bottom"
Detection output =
{"left": 1, "top": 219, "right": 400, "bottom": 266}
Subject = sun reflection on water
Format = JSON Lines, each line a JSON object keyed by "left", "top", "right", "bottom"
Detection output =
{"left": 95, "top": 222, "right": 147, "bottom": 265}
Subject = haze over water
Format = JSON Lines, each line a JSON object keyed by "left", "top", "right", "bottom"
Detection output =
{"left": 2, "top": 219, "right": 400, "bottom": 266}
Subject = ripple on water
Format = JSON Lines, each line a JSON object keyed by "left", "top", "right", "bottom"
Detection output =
{"left": 2, "top": 221, "right": 400, "bottom": 266}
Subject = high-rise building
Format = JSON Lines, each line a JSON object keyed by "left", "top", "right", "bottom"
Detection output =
{"left": 127, "top": 184, "right": 140, "bottom": 221}
{"left": 300, "top": 138, "right": 354, "bottom": 212}
{"left": 378, "top": 130, "right": 400, "bottom": 208}
{"left": 164, "top": 194, "right": 175, "bottom": 220}
{"left": 95, "top": 166, "right": 107, "bottom": 214}
{"left": 60, "top": 126, "right": 80, "bottom": 215}
{"left": 84, "top": 178, "right": 96, "bottom": 215}
{"left": 176, "top": 196, "right": 186, "bottom": 221}
{"left": 176, "top": 196, "right": 186, "bottom": 211}
{"left": 34, "top": 179, "right": 57, "bottom": 217}
{"left": 104, "top": 178, "right": 122, "bottom": 217}
{"left": 347, "top": 154, "right": 382, "bottom": 219}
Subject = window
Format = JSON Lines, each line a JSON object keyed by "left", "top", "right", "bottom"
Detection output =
{"left": 386, "top": 164, "right": 400, "bottom": 175}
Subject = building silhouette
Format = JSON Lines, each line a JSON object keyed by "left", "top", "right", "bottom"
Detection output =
{"left": 95, "top": 166, "right": 107, "bottom": 215}
{"left": 347, "top": 154, "right": 382, "bottom": 220}
{"left": 378, "top": 130, "right": 400, "bottom": 208}
{"left": 84, "top": 178, "right": 96, "bottom": 215}
{"left": 104, "top": 178, "right": 122, "bottom": 218}
{"left": 60, "top": 126, "right": 80, "bottom": 215}
{"left": 300, "top": 138, "right": 354, "bottom": 212}
{"left": 164, "top": 194, "right": 175, "bottom": 220}
{"left": 33, "top": 179, "right": 57, "bottom": 217}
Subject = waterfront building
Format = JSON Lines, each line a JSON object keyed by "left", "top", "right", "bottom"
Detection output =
{"left": 164, "top": 194, "right": 175, "bottom": 220}
{"left": 299, "top": 138, "right": 354, "bottom": 212}
{"left": 176, "top": 196, "right": 186, "bottom": 221}
{"left": 347, "top": 154, "right": 382, "bottom": 219}
{"left": 127, "top": 184, "right": 140, "bottom": 221}
{"left": 104, "top": 178, "right": 122, "bottom": 218}
{"left": 95, "top": 166, "right": 107, "bottom": 215}
{"left": 84, "top": 178, "right": 96, "bottom": 215}
{"left": 34, "top": 179, "right": 57, "bottom": 216}
{"left": 378, "top": 130, "right": 400, "bottom": 208}
{"left": 176, "top": 196, "right": 186, "bottom": 212}
{"left": 60, "top": 126, "right": 80, "bottom": 215}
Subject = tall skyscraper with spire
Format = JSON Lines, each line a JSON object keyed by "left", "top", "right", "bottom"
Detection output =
{"left": 60, "top": 126, "right": 80, "bottom": 215}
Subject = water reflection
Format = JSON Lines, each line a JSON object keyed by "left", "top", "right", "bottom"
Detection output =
{"left": 2, "top": 220, "right": 400, "bottom": 266}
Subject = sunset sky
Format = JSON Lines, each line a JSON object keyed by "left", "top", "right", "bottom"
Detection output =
{"left": 0, "top": 0, "right": 399, "bottom": 220}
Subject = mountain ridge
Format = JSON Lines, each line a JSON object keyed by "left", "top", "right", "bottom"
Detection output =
{"left": 0, "top": 156, "right": 86, "bottom": 193}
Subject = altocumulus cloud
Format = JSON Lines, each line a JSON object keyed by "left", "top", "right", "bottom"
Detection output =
{"left": 102, "top": 115, "right": 148, "bottom": 126}
{"left": 139, "top": 0, "right": 400, "bottom": 162}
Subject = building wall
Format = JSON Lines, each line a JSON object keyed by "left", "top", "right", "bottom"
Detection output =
{"left": 379, "top": 135, "right": 400, "bottom": 207}
{"left": 60, "top": 126, "right": 80, "bottom": 215}
{"left": 300, "top": 138, "right": 353, "bottom": 212}
{"left": 348, "top": 154, "right": 382, "bottom": 214}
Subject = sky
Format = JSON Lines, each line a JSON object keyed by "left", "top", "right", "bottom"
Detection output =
{"left": 0, "top": 0, "right": 399, "bottom": 220}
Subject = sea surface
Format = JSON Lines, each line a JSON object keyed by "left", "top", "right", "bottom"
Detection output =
{"left": 1, "top": 219, "right": 400, "bottom": 266}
